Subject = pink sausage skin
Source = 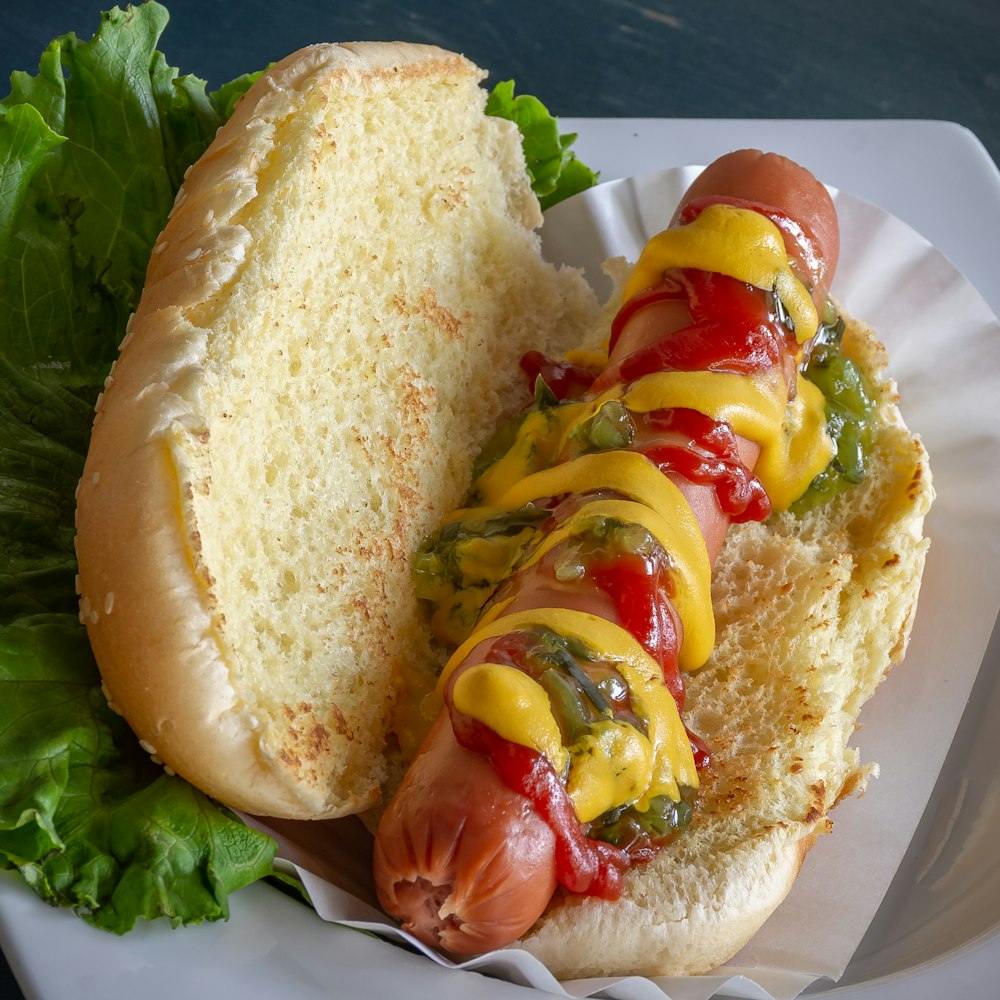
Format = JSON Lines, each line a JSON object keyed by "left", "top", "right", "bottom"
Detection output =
{"left": 373, "top": 714, "right": 557, "bottom": 953}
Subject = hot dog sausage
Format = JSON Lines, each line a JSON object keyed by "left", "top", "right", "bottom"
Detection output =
{"left": 373, "top": 712, "right": 558, "bottom": 952}
{"left": 374, "top": 150, "right": 839, "bottom": 954}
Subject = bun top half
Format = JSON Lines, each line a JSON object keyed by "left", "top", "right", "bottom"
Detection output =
{"left": 74, "top": 42, "right": 599, "bottom": 819}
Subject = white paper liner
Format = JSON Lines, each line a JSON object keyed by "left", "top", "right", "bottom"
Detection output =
{"left": 248, "top": 168, "right": 1000, "bottom": 1000}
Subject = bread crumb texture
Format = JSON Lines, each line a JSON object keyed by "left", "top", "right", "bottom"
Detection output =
{"left": 516, "top": 314, "right": 933, "bottom": 978}
{"left": 74, "top": 43, "right": 597, "bottom": 819}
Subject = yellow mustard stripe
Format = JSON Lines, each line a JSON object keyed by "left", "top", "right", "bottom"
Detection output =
{"left": 758, "top": 374, "right": 834, "bottom": 511}
{"left": 455, "top": 601, "right": 680, "bottom": 818}
{"left": 622, "top": 368, "right": 786, "bottom": 438}
{"left": 470, "top": 366, "right": 827, "bottom": 514}
{"left": 451, "top": 663, "right": 569, "bottom": 775}
{"left": 563, "top": 347, "right": 609, "bottom": 370}
{"left": 568, "top": 719, "right": 657, "bottom": 822}
{"left": 472, "top": 404, "right": 585, "bottom": 504}
{"left": 516, "top": 497, "right": 714, "bottom": 672}
{"left": 435, "top": 607, "right": 698, "bottom": 798}
{"left": 470, "top": 368, "right": 829, "bottom": 516}
{"left": 490, "top": 450, "right": 694, "bottom": 524}
{"left": 621, "top": 368, "right": 833, "bottom": 512}
{"left": 623, "top": 203, "right": 818, "bottom": 344}
{"left": 474, "top": 595, "right": 517, "bottom": 631}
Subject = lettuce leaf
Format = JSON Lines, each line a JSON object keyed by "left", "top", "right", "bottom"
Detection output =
{"left": 0, "top": 0, "right": 595, "bottom": 936}
{"left": 486, "top": 79, "right": 598, "bottom": 210}
{"left": 0, "top": 615, "right": 275, "bottom": 931}
{"left": 0, "top": 1, "right": 273, "bottom": 934}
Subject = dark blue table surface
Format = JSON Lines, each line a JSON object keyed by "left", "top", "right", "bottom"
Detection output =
{"left": 2, "top": 2, "right": 999, "bottom": 998}
{"left": 4, "top": 0, "right": 1000, "bottom": 168}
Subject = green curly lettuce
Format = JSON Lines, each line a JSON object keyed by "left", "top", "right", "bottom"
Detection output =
{"left": 0, "top": 0, "right": 596, "bottom": 935}
{"left": 0, "top": 1, "right": 272, "bottom": 934}
{"left": 486, "top": 79, "right": 599, "bottom": 210}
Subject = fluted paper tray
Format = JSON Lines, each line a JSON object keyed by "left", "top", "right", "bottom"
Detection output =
{"left": 247, "top": 167, "right": 1000, "bottom": 1000}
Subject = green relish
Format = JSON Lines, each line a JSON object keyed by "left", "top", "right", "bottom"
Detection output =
{"left": 488, "top": 626, "right": 647, "bottom": 761}
{"left": 587, "top": 786, "right": 697, "bottom": 851}
{"left": 793, "top": 312, "right": 878, "bottom": 513}
{"left": 411, "top": 505, "right": 549, "bottom": 643}
{"left": 471, "top": 378, "right": 560, "bottom": 484}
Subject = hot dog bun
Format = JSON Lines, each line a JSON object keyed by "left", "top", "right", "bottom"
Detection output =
{"left": 512, "top": 307, "right": 933, "bottom": 977}
{"left": 73, "top": 42, "right": 599, "bottom": 820}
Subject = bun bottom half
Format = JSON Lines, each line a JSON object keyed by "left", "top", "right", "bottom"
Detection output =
{"left": 507, "top": 312, "right": 933, "bottom": 978}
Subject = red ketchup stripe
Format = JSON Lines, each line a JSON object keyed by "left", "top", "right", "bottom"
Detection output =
{"left": 607, "top": 269, "right": 792, "bottom": 385}
{"left": 589, "top": 552, "right": 682, "bottom": 706}
{"left": 635, "top": 407, "right": 771, "bottom": 522}
{"left": 520, "top": 350, "right": 599, "bottom": 401}
{"left": 449, "top": 710, "right": 630, "bottom": 900}
{"left": 608, "top": 274, "right": 687, "bottom": 355}
{"left": 588, "top": 554, "right": 711, "bottom": 768}
{"left": 640, "top": 442, "right": 770, "bottom": 522}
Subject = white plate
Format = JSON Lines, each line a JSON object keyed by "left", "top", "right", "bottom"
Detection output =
{"left": 3, "top": 118, "right": 999, "bottom": 1000}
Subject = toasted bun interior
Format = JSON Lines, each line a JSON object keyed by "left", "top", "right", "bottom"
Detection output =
{"left": 74, "top": 42, "right": 598, "bottom": 819}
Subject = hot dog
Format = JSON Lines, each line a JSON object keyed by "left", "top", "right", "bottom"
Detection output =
{"left": 374, "top": 151, "right": 851, "bottom": 954}
{"left": 66, "top": 37, "right": 932, "bottom": 978}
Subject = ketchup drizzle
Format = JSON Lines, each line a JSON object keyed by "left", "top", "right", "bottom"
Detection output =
{"left": 588, "top": 552, "right": 683, "bottom": 706}
{"left": 588, "top": 407, "right": 771, "bottom": 522}
{"left": 607, "top": 268, "right": 794, "bottom": 384}
{"left": 450, "top": 711, "right": 630, "bottom": 899}
{"left": 520, "top": 350, "right": 599, "bottom": 401}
